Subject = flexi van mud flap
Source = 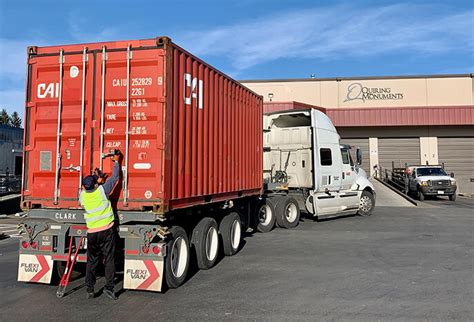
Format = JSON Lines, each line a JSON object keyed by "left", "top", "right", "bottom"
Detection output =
{"left": 124, "top": 258, "right": 164, "bottom": 292}
{"left": 18, "top": 254, "right": 54, "bottom": 284}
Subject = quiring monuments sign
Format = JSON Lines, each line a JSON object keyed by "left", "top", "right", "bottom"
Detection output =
{"left": 344, "top": 83, "right": 404, "bottom": 102}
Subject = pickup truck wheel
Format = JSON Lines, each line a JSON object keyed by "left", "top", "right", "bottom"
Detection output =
{"left": 449, "top": 194, "right": 456, "bottom": 201}
{"left": 275, "top": 196, "right": 300, "bottom": 229}
{"left": 256, "top": 198, "right": 278, "bottom": 233}
{"left": 165, "top": 226, "right": 190, "bottom": 289}
{"left": 219, "top": 212, "right": 242, "bottom": 256}
{"left": 417, "top": 188, "right": 425, "bottom": 201}
{"left": 358, "top": 190, "right": 375, "bottom": 216}
{"left": 191, "top": 217, "right": 219, "bottom": 270}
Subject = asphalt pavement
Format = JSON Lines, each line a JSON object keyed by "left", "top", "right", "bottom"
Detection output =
{"left": 0, "top": 194, "right": 473, "bottom": 321}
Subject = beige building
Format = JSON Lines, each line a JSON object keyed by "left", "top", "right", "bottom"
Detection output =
{"left": 242, "top": 74, "right": 474, "bottom": 195}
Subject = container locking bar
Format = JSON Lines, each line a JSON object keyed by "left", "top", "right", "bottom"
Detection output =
{"left": 123, "top": 45, "right": 132, "bottom": 206}
{"left": 78, "top": 47, "right": 88, "bottom": 200}
{"left": 53, "top": 49, "right": 64, "bottom": 205}
{"left": 99, "top": 46, "right": 107, "bottom": 171}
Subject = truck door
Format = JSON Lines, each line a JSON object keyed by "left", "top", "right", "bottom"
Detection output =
{"left": 340, "top": 148, "right": 356, "bottom": 190}
{"left": 317, "top": 144, "right": 342, "bottom": 192}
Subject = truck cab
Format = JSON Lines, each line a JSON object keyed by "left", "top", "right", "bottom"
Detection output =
{"left": 263, "top": 109, "right": 375, "bottom": 219}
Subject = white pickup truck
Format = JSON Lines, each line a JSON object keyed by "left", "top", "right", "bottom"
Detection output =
{"left": 263, "top": 109, "right": 376, "bottom": 221}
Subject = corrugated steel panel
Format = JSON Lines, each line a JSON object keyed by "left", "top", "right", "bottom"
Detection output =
{"left": 264, "top": 101, "right": 326, "bottom": 114}
{"left": 22, "top": 37, "right": 263, "bottom": 213}
{"left": 438, "top": 137, "right": 474, "bottom": 195}
{"left": 327, "top": 106, "right": 474, "bottom": 127}
{"left": 378, "top": 138, "right": 421, "bottom": 170}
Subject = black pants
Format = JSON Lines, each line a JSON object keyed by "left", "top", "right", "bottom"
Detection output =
{"left": 85, "top": 226, "right": 116, "bottom": 292}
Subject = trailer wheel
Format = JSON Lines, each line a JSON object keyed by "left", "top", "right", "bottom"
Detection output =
{"left": 55, "top": 261, "right": 84, "bottom": 282}
{"left": 275, "top": 196, "right": 300, "bottom": 229}
{"left": 191, "top": 217, "right": 219, "bottom": 270}
{"left": 358, "top": 190, "right": 375, "bottom": 216}
{"left": 219, "top": 212, "right": 242, "bottom": 256}
{"left": 256, "top": 198, "right": 278, "bottom": 233}
{"left": 165, "top": 226, "right": 190, "bottom": 289}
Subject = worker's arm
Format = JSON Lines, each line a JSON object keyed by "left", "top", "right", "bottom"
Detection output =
{"left": 102, "top": 162, "right": 120, "bottom": 196}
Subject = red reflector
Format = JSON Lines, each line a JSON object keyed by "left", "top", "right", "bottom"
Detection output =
{"left": 142, "top": 246, "right": 149, "bottom": 254}
{"left": 152, "top": 246, "right": 160, "bottom": 255}
{"left": 21, "top": 241, "right": 29, "bottom": 249}
{"left": 30, "top": 242, "right": 38, "bottom": 249}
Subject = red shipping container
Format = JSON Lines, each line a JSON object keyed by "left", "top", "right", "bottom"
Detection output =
{"left": 21, "top": 37, "right": 263, "bottom": 213}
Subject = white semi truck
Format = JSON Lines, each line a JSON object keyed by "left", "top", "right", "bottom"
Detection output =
{"left": 258, "top": 108, "right": 375, "bottom": 231}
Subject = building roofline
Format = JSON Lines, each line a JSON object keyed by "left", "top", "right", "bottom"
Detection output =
{"left": 240, "top": 73, "right": 474, "bottom": 83}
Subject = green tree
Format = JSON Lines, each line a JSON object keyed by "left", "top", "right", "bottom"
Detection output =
{"left": 10, "top": 111, "right": 22, "bottom": 128}
{"left": 0, "top": 109, "right": 11, "bottom": 125}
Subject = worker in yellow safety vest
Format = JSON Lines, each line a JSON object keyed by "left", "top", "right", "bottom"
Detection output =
{"left": 80, "top": 149, "right": 122, "bottom": 300}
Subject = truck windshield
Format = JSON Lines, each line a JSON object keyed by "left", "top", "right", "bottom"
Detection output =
{"left": 417, "top": 167, "right": 448, "bottom": 176}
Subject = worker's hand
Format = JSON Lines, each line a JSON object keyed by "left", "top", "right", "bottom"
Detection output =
{"left": 112, "top": 149, "right": 122, "bottom": 163}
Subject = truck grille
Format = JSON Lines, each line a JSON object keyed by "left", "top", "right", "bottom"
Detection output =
{"left": 430, "top": 180, "right": 450, "bottom": 187}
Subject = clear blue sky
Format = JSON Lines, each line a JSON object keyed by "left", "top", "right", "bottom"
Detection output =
{"left": 0, "top": 0, "right": 473, "bottom": 116}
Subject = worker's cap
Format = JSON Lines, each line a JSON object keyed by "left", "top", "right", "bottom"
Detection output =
{"left": 82, "top": 175, "right": 97, "bottom": 191}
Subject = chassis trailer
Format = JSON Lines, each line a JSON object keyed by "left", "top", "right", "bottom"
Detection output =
{"left": 17, "top": 37, "right": 375, "bottom": 293}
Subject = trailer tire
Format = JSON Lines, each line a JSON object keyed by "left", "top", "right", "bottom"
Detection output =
{"left": 191, "top": 217, "right": 219, "bottom": 270}
{"left": 358, "top": 190, "right": 375, "bottom": 216}
{"left": 256, "top": 198, "right": 278, "bottom": 233}
{"left": 55, "top": 261, "right": 84, "bottom": 282}
{"left": 165, "top": 226, "right": 190, "bottom": 289}
{"left": 275, "top": 196, "right": 300, "bottom": 229}
{"left": 219, "top": 212, "right": 242, "bottom": 256}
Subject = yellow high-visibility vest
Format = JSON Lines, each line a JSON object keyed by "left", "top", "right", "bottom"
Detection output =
{"left": 80, "top": 186, "right": 114, "bottom": 230}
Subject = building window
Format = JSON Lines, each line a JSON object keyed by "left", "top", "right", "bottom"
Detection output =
{"left": 320, "top": 148, "right": 332, "bottom": 166}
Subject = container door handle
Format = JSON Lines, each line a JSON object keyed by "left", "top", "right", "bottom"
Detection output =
{"left": 53, "top": 49, "right": 64, "bottom": 205}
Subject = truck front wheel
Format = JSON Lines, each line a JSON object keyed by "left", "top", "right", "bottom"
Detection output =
{"left": 165, "top": 226, "right": 190, "bottom": 289}
{"left": 275, "top": 197, "right": 301, "bottom": 229}
{"left": 219, "top": 212, "right": 242, "bottom": 256}
{"left": 449, "top": 194, "right": 456, "bottom": 201}
{"left": 416, "top": 188, "right": 425, "bottom": 201}
{"left": 358, "top": 190, "right": 375, "bottom": 216}
{"left": 192, "top": 217, "right": 219, "bottom": 270}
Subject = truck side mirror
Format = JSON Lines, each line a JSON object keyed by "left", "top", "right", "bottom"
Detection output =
{"left": 356, "top": 147, "right": 362, "bottom": 165}
{"left": 450, "top": 172, "right": 455, "bottom": 178}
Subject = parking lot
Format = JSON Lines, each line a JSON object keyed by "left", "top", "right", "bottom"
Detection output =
{"left": 0, "top": 187, "right": 473, "bottom": 321}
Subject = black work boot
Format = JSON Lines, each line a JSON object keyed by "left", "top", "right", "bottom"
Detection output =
{"left": 103, "top": 289, "right": 118, "bottom": 300}
{"left": 86, "top": 289, "right": 95, "bottom": 299}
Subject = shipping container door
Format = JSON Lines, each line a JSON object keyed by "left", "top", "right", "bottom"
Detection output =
{"left": 95, "top": 48, "right": 165, "bottom": 206}
{"left": 26, "top": 50, "right": 94, "bottom": 204}
{"left": 438, "top": 137, "right": 474, "bottom": 195}
{"left": 378, "top": 138, "right": 421, "bottom": 170}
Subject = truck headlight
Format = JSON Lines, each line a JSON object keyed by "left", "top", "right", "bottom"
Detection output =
{"left": 420, "top": 181, "right": 429, "bottom": 186}
{"left": 451, "top": 180, "right": 456, "bottom": 186}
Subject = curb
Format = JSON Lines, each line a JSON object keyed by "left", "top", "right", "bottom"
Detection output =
{"left": 375, "top": 177, "right": 418, "bottom": 206}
